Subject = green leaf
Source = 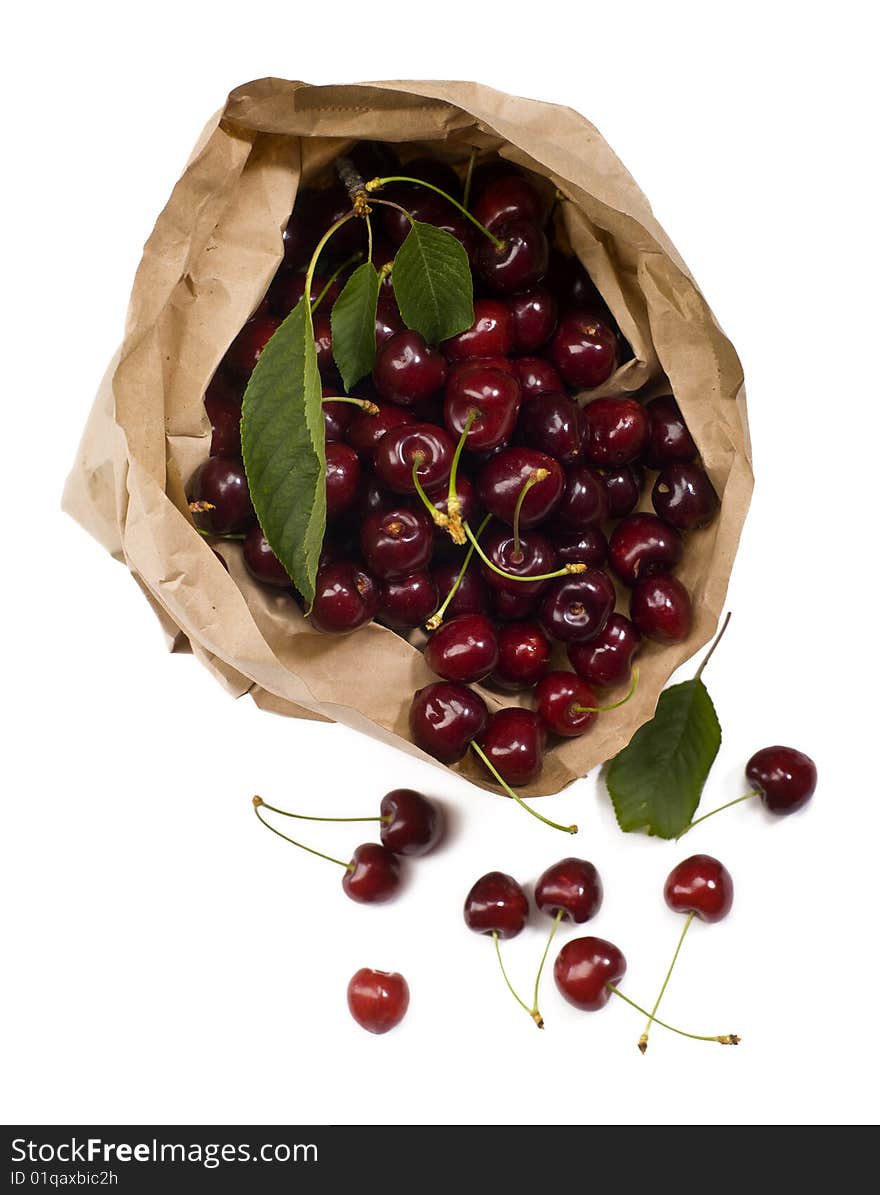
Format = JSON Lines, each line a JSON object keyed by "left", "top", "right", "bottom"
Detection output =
{"left": 330, "top": 261, "right": 381, "bottom": 391}
{"left": 392, "top": 220, "right": 474, "bottom": 344}
{"left": 605, "top": 679, "right": 721, "bottom": 839}
{"left": 240, "top": 299, "right": 325, "bottom": 607}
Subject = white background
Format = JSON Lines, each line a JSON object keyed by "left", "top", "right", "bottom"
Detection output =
{"left": 3, "top": 0, "right": 878, "bottom": 1127}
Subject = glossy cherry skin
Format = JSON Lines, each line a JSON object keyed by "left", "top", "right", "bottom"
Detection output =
{"left": 477, "top": 708, "right": 545, "bottom": 786}
{"left": 188, "top": 458, "right": 255, "bottom": 535}
{"left": 313, "top": 314, "right": 338, "bottom": 381}
{"left": 402, "top": 155, "right": 462, "bottom": 198}
{"left": 378, "top": 571, "right": 438, "bottom": 629}
{"left": 476, "top": 220, "right": 549, "bottom": 294}
{"left": 382, "top": 188, "right": 476, "bottom": 255}
{"left": 443, "top": 367, "right": 522, "bottom": 452}
{"left": 379, "top": 788, "right": 442, "bottom": 856}
{"left": 463, "top": 872, "right": 529, "bottom": 939}
{"left": 309, "top": 563, "right": 379, "bottom": 634}
{"left": 630, "top": 574, "right": 692, "bottom": 643}
{"left": 477, "top": 448, "right": 564, "bottom": 528}
{"left": 223, "top": 312, "right": 281, "bottom": 381}
{"left": 449, "top": 355, "right": 518, "bottom": 385}
{"left": 373, "top": 331, "right": 448, "bottom": 406}
{"left": 512, "top": 356, "right": 564, "bottom": 400}
{"left": 608, "top": 513, "right": 683, "bottom": 587}
{"left": 409, "top": 681, "right": 489, "bottom": 764}
{"left": 549, "top": 313, "right": 618, "bottom": 390}
{"left": 375, "top": 294, "right": 405, "bottom": 345}
{"left": 325, "top": 441, "right": 362, "bottom": 520}
{"left": 582, "top": 398, "right": 649, "bottom": 466}
{"left": 553, "top": 465, "right": 609, "bottom": 531}
{"left": 342, "top": 843, "right": 402, "bottom": 904}
{"left": 551, "top": 527, "right": 608, "bottom": 569}
{"left": 664, "top": 855, "right": 733, "bottom": 923}
{"left": 554, "top": 937, "right": 627, "bottom": 1011}
{"left": 425, "top": 614, "right": 499, "bottom": 684}
{"left": 535, "top": 671, "right": 600, "bottom": 737}
{"left": 644, "top": 394, "right": 698, "bottom": 468}
{"left": 601, "top": 463, "right": 645, "bottom": 518}
{"left": 508, "top": 287, "right": 558, "bottom": 352}
{"left": 568, "top": 613, "right": 641, "bottom": 688}
{"left": 491, "top": 621, "right": 552, "bottom": 691}
{"left": 322, "top": 397, "right": 355, "bottom": 443}
{"left": 746, "top": 746, "right": 818, "bottom": 815}
{"left": 204, "top": 372, "right": 243, "bottom": 459}
{"left": 242, "top": 526, "right": 290, "bottom": 587}
{"left": 268, "top": 269, "right": 342, "bottom": 319}
{"left": 472, "top": 174, "right": 542, "bottom": 230}
{"left": 517, "top": 392, "right": 582, "bottom": 465}
{"left": 478, "top": 526, "right": 558, "bottom": 597}
{"left": 347, "top": 968, "right": 410, "bottom": 1034}
{"left": 546, "top": 251, "right": 608, "bottom": 314}
{"left": 431, "top": 560, "right": 491, "bottom": 619}
{"left": 374, "top": 423, "right": 454, "bottom": 495}
{"left": 442, "top": 299, "right": 514, "bottom": 360}
{"left": 492, "top": 588, "right": 541, "bottom": 621}
{"left": 535, "top": 858, "right": 603, "bottom": 923}
{"left": 345, "top": 401, "right": 413, "bottom": 457}
{"left": 652, "top": 464, "right": 720, "bottom": 531}
{"left": 538, "top": 570, "right": 616, "bottom": 644}
{"left": 360, "top": 506, "right": 433, "bottom": 579}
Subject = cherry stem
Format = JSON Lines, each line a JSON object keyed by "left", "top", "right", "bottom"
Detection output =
{"left": 470, "top": 740, "right": 577, "bottom": 835}
{"left": 252, "top": 799, "right": 351, "bottom": 870}
{"left": 366, "top": 175, "right": 505, "bottom": 250}
{"left": 368, "top": 196, "right": 415, "bottom": 228}
{"left": 511, "top": 470, "right": 549, "bottom": 562}
{"left": 426, "top": 514, "right": 491, "bottom": 631}
{"left": 303, "top": 212, "right": 358, "bottom": 312}
{"left": 462, "top": 148, "right": 477, "bottom": 209}
{"left": 492, "top": 931, "right": 537, "bottom": 1025}
{"left": 639, "top": 912, "right": 694, "bottom": 1054}
{"left": 694, "top": 611, "right": 732, "bottom": 682}
{"left": 310, "top": 252, "right": 362, "bottom": 311}
{"left": 253, "top": 795, "right": 387, "bottom": 825}
{"left": 572, "top": 667, "right": 640, "bottom": 714}
{"left": 321, "top": 396, "right": 379, "bottom": 415}
{"left": 676, "top": 790, "right": 761, "bottom": 840}
{"left": 410, "top": 456, "right": 448, "bottom": 529}
{"left": 464, "top": 520, "right": 585, "bottom": 583}
{"left": 196, "top": 528, "right": 246, "bottom": 541}
{"left": 608, "top": 985, "right": 739, "bottom": 1048}
{"left": 531, "top": 908, "right": 565, "bottom": 1028}
{"left": 445, "top": 410, "right": 478, "bottom": 544}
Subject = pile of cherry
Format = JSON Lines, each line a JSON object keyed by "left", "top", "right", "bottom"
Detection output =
{"left": 189, "top": 144, "right": 721, "bottom": 814}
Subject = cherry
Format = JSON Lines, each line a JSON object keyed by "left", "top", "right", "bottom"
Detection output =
{"left": 464, "top": 871, "right": 529, "bottom": 938}
{"left": 374, "top": 423, "right": 454, "bottom": 495}
{"left": 652, "top": 464, "right": 720, "bottom": 531}
{"left": 476, "top": 220, "right": 549, "bottom": 294}
{"left": 188, "top": 458, "right": 255, "bottom": 535}
{"left": 242, "top": 525, "right": 290, "bottom": 588}
{"left": 512, "top": 356, "right": 565, "bottom": 400}
{"left": 478, "top": 525, "right": 558, "bottom": 597}
{"left": 425, "top": 613, "right": 499, "bottom": 684}
{"left": 360, "top": 506, "right": 433, "bottom": 579}
{"left": 472, "top": 174, "right": 542, "bottom": 230}
{"left": 665, "top": 854, "right": 734, "bottom": 923}
{"left": 581, "top": 397, "right": 649, "bottom": 466}
{"left": 608, "top": 513, "right": 683, "bottom": 587}
{"left": 322, "top": 395, "right": 355, "bottom": 443}
{"left": 630, "top": 574, "right": 692, "bottom": 643}
{"left": 347, "top": 139, "right": 401, "bottom": 181}
{"left": 535, "top": 858, "right": 603, "bottom": 923}
{"left": 553, "top": 465, "right": 609, "bottom": 530}
{"left": 378, "top": 571, "right": 438, "bottom": 629}
{"left": 746, "top": 746, "right": 818, "bottom": 815}
{"left": 517, "top": 392, "right": 582, "bottom": 465}
{"left": 375, "top": 296, "right": 405, "bottom": 346}
{"left": 431, "top": 559, "right": 491, "bottom": 619}
{"left": 538, "top": 570, "right": 616, "bottom": 644}
{"left": 443, "top": 367, "right": 522, "bottom": 452}
{"left": 549, "top": 312, "right": 618, "bottom": 390}
{"left": 309, "top": 562, "right": 379, "bottom": 633}
{"left": 325, "top": 441, "right": 362, "bottom": 520}
{"left": 312, "top": 314, "right": 338, "bottom": 382}
{"left": 204, "top": 372, "right": 243, "bottom": 459}
{"left": 535, "top": 671, "right": 601, "bottom": 737}
{"left": 449, "top": 355, "right": 518, "bottom": 384}
{"left": 342, "top": 842, "right": 402, "bottom": 903}
{"left": 470, "top": 160, "right": 522, "bottom": 192}
{"left": 402, "top": 156, "right": 463, "bottom": 198}
{"left": 643, "top": 394, "right": 697, "bottom": 468}
{"left": 568, "top": 613, "right": 641, "bottom": 688}
{"left": 345, "top": 401, "right": 413, "bottom": 457}
{"left": 409, "top": 681, "right": 488, "bottom": 763}
{"left": 546, "top": 251, "right": 608, "bottom": 314}
{"left": 268, "top": 269, "right": 342, "bottom": 319}
{"left": 476, "top": 708, "right": 545, "bottom": 787}
{"left": 492, "top": 588, "right": 541, "bottom": 621}
{"left": 508, "top": 287, "right": 558, "bottom": 352}
{"left": 492, "top": 621, "right": 552, "bottom": 691}
{"left": 477, "top": 448, "right": 564, "bottom": 527}
{"left": 373, "top": 331, "right": 448, "bottom": 406}
{"left": 442, "top": 299, "right": 514, "bottom": 360}
{"left": 223, "top": 312, "right": 281, "bottom": 381}
{"left": 552, "top": 527, "right": 608, "bottom": 569}
{"left": 379, "top": 788, "right": 443, "bottom": 856}
{"left": 347, "top": 968, "right": 410, "bottom": 1034}
{"left": 600, "top": 463, "right": 645, "bottom": 518}
{"left": 554, "top": 937, "right": 626, "bottom": 1011}
{"left": 382, "top": 188, "right": 475, "bottom": 255}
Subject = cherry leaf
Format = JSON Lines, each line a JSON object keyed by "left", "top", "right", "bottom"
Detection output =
{"left": 331, "top": 261, "right": 381, "bottom": 391}
{"left": 392, "top": 220, "right": 473, "bottom": 344}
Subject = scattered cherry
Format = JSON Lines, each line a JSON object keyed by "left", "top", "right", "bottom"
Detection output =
{"left": 746, "top": 746, "right": 818, "bottom": 815}
{"left": 342, "top": 842, "right": 402, "bottom": 903}
{"left": 665, "top": 854, "right": 734, "bottom": 923}
{"left": 464, "top": 871, "right": 529, "bottom": 938}
{"left": 380, "top": 788, "right": 443, "bottom": 856}
{"left": 535, "top": 858, "right": 603, "bottom": 923}
{"left": 347, "top": 968, "right": 410, "bottom": 1034}
{"left": 554, "top": 937, "right": 626, "bottom": 1011}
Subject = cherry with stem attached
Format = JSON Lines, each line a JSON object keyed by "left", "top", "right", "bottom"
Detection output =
{"left": 469, "top": 729, "right": 577, "bottom": 836}
{"left": 252, "top": 790, "right": 441, "bottom": 857}
{"left": 464, "top": 872, "right": 539, "bottom": 1025}
{"left": 679, "top": 745, "right": 818, "bottom": 837}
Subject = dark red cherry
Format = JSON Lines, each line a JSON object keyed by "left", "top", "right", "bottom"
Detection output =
{"left": 409, "top": 681, "right": 489, "bottom": 764}
{"left": 425, "top": 614, "right": 499, "bottom": 684}
{"left": 477, "top": 708, "right": 545, "bottom": 786}
{"left": 550, "top": 313, "right": 618, "bottom": 390}
{"left": 309, "top": 563, "right": 379, "bottom": 634}
{"left": 268, "top": 269, "right": 342, "bottom": 319}
{"left": 463, "top": 871, "right": 529, "bottom": 939}
{"left": 442, "top": 299, "right": 514, "bottom": 361}
{"left": 538, "top": 570, "right": 616, "bottom": 644}
{"left": 535, "top": 671, "right": 600, "bottom": 737}
{"left": 746, "top": 746, "right": 818, "bottom": 815}
{"left": 204, "top": 372, "right": 243, "bottom": 459}
{"left": 535, "top": 858, "right": 603, "bottom": 923}
{"left": 223, "top": 312, "right": 281, "bottom": 381}
{"left": 373, "top": 331, "right": 448, "bottom": 406}
{"left": 444, "top": 367, "right": 522, "bottom": 452}
{"left": 476, "top": 220, "right": 549, "bottom": 294}
{"left": 402, "top": 156, "right": 462, "bottom": 198}
{"left": 517, "top": 392, "right": 582, "bottom": 465}
{"left": 582, "top": 398, "right": 649, "bottom": 466}
{"left": 470, "top": 160, "right": 522, "bottom": 192}
{"left": 360, "top": 506, "right": 433, "bottom": 579}
{"left": 491, "top": 621, "right": 552, "bottom": 691}
{"left": 630, "top": 574, "right": 692, "bottom": 643}
{"left": 375, "top": 296, "right": 405, "bottom": 345}
{"left": 508, "top": 287, "right": 558, "bottom": 352}
{"left": 378, "top": 571, "right": 438, "bottom": 629}
{"left": 472, "top": 174, "right": 542, "bottom": 230}
{"left": 492, "top": 588, "right": 541, "bottom": 621}
{"left": 242, "top": 525, "right": 290, "bottom": 587}
{"left": 346, "top": 401, "right": 413, "bottom": 457}
{"left": 379, "top": 788, "right": 442, "bottom": 856}
{"left": 479, "top": 525, "right": 558, "bottom": 597}
{"left": 347, "top": 139, "right": 401, "bottom": 181}
{"left": 188, "top": 458, "right": 255, "bottom": 535}
{"left": 382, "top": 188, "right": 475, "bottom": 254}
{"left": 608, "top": 513, "right": 683, "bottom": 587}
{"left": 644, "top": 394, "right": 697, "bottom": 468}
{"left": 325, "top": 441, "right": 362, "bottom": 520}
{"left": 664, "top": 854, "right": 733, "bottom": 923}
{"left": 551, "top": 527, "right": 608, "bottom": 569}
{"left": 342, "top": 843, "right": 401, "bottom": 904}
{"left": 554, "top": 937, "right": 626, "bottom": 1011}
{"left": 312, "top": 313, "right": 339, "bottom": 382}
{"left": 568, "top": 613, "right": 641, "bottom": 688}
{"left": 322, "top": 396, "right": 355, "bottom": 443}
{"left": 600, "top": 463, "right": 645, "bottom": 517}
{"left": 374, "top": 423, "right": 454, "bottom": 495}
{"left": 477, "top": 448, "right": 564, "bottom": 528}
{"left": 652, "top": 464, "right": 720, "bottom": 531}
{"left": 553, "top": 465, "right": 609, "bottom": 530}
{"left": 546, "top": 251, "right": 608, "bottom": 315}
{"left": 512, "top": 356, "right": 565, "bottom": 400}
{"left": 449, "top": 355, "right": 518, "bottom": 384}
{"left": 347, "top": 968, "right": 409, "bottom": 1034}
{"left": 431, "top": 559, "right": 491, "bottom": 619}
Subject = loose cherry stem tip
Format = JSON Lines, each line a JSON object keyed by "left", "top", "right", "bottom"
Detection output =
{"left": 608, "top": 985, "right": 740, "bottom": 1049}
{"left": 471, "top": 740, "right": 577, "bottom": 835}
{"left": 253, "top": 795, "right": 263, "bottom": 808}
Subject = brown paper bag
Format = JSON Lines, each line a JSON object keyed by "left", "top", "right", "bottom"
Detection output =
{"left": 63, "top": 78, "right": 753, "bottom": 798}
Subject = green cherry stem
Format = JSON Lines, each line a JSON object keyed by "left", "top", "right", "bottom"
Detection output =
{"left": 695, "top": 611, "right": 732, "bottom": 682}
{"left": 492, "top": 931, "right": 537, "bottom": 1024}
{"left": 425, "top": 514, "right": 491, "bottom": 631}
{"left": 252, "top": 798, "right": 352, "bottom": 870}
{"left": 445, "top": 409, "right": 478, "bottom": 544}
{"left": 608, "top": 985, "right": 740, "bottom": 1048}
{"left": 195, "top": 527, "right": 246, "bottom": 541}
{"left": 676, "top": 790, "right": 761, "bottom": 840}
{"left": 253, "top": 795, "right": 387, "bottom": 826}
{"left": 303, "top": 212, "right": 358, "bottom": 312}
{"left": 470, "top": 741, "right": 577, "bottom": 835}
{"left": 511, "top": 470, "right": 548, "bottom": 562}
{"left": 572, "top": 668, "right": 640, "bottom": 714}
{"left": 531, "top": 908, "right": 565, "bottom": 1028}
{"left": 464, "top": 520, "right": 585, "bottom": 584}
{"left": 365, "top": 175, "right": 505, "bottom": 250}
{"left": 321, "top": 396, "right": 379, "bottom": 415}
{"left": 638, "top": 911, "right": 694, "bottom": 1055}
{"left": 462, "top": 148, "right": 477, "bottom": 209}
{"left": 310, "top": 251, "right": 363, "bottom": 311}
{"left": 410, "top": 455, "right": 449, "bottom": 530}
{"left": 367, "top": 196, "right": 415, "bottom": 229}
